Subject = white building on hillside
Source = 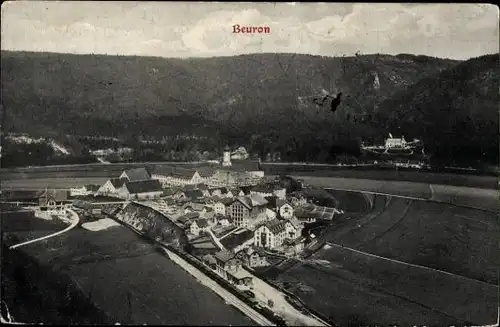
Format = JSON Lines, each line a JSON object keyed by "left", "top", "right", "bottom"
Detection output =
{"left": 385, "top": 133, "right": 407, "bottom": 149}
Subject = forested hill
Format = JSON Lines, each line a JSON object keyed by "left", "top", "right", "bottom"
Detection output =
{"left": 375, "top": 54, "right": 499, "bottom": 165}
{"left": 4, "top": 50, "right": 496, "bottom": 165}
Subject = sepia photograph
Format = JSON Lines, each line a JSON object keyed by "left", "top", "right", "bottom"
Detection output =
{"left": 1, "top": 1, "right": 499, "bottom": 326}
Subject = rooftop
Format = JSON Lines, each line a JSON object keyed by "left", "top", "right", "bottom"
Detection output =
{"left": 39, "top": 189, "right": 69, "bottom": 202}
{"left": 171, "top": 167, "right": 196, "bottom": 179}
{"left": 197, "top": 167, "right": 217, "bottom": 178}
{"left": 193, "top": 218, "right": 209, "bottom": 228}
{"left": 124, "top": 180, "right": 162, "bottom": 194}
{"left": 109, "top": 178, "right": 127, "bottom": 189}
{"left": 229, "top": 160, "right": 262, "bottom": 172}
{"left": 184, "top": 190, "right": 204, "bottom": 199}
{"left": 220, "top": 228, "right": 254, "bottom": 251}
{"left": 84, "top": 184, "right": 100, "bottom": 192}
{"left": 215, "top": 250, "right": 235, "bottom": 263}
{"left": 262, "top": 219, "right": 287, "bottom": 234}
{"left": 234, "top": 194, "right": 268, "bottom": 209}
{"left": 151, "top": 165, "right": 175, "bottom": 176}
{"left": 123, "top": 167, "right": 151, "bottom": 182}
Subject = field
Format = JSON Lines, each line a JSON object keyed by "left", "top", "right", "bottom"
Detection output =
{"left": 275, "top": 245, "right": 496, "bottom": 326}
{"left": 1, "top": 213, "right": 256, "bottom": 325}
{"left": 300, "top": 175, "right": 499, "bottom": 212}
{"left": 0, "top": 209, "right": 68, "bottom": 244}
{"left": 270, "top": 189, "right": 499, "bottom": 326}
{"left": 325, "top": 190, "right": 371, "bottom": 213}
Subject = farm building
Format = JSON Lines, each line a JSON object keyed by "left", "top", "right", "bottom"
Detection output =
{"left": 120, "top": 167, "right": 151, "bottom": 182}
{"left": 117, "top": 180, "right": 163, "bottom": 200}
{"left": 97, "top": 178, "right": 127, "bottom": 196}
{"left": 196, "top": 167, "right": 217, "bottom": 182}
{"left": 165, "top": 168, "right": 203, "bottom": 186}
{"left": 151, "top": 166, "right": 174, "bottom": 185}
{"left": 38, "top": 189, "right": 69, "bottom": 214}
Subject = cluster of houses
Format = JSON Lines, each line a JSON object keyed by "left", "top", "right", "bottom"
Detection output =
{"left": 56, "top": 147, "right": 342, "bottom": 291}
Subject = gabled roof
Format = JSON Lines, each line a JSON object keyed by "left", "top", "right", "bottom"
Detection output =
{"left": 276, "top": 199, "right": 290, "bottom": 208}
{"left": 215, "top": 250, "right": 235, "bottom": 263}
{"left": 185, "top": 202, "right": 205, "bottom": 211}
{"left": 197, "top": 183, "right": 209, "bottom": 190}
{"left": 197, "top": 167, "right": 217, "bottom": 178}
{"left": 230, "top": 188, "right": 241, "bottom": 195}
{"left": 39, "top": 189, "right": 68, "bottom": 202}
{"left": 151, "top": 165, "right": 174, "bottom": 176}
{"left": 202, "top": 254, "right": 217, "bottom": 265}
{"left": 251, "top": 184, "right": 274, "bottom": 193}
{"left": 220, "top": 228, "right": 254, "bottom": 251}
{"left": 184, "top": 211, "right": 200, "bottom": 219}
{"left": 233, "top": 194, "right": 268, "bottom": 209}
{"left": 177, "top": 216, "right": 190, "bottom": 224}
{"left": 249, "top": 194, "right": 268, "bottom": 206}
{"left": 184, "top": 184, "right": 196, "bottom": 192}
{"left": 252, "top": 183, "right": 284, "bottom": 193}
{"left": 193, "top": 218, "right": 209, "bottom": 228}
{"left": 171, "top": 167, "right": 196, "bottom": 179}
{"left": 184, "top": 190, "right": 204, "bottom": 199}
{"left": 263, "top": 219, "right": 287, "bottom": 234}
{"left": 239, "top": 186, "right": 252, "bottom": 195}
{"left": 84, "top": 184, "right": 100, "bottom": 192}
{"left": 124, "top": 180, "right": 162, "bottom": 194}
{"left": 204, "top": 211, "right": 215, "bottom": 220}
{"left": 264, "top": 195, "right": 278, "bottom": 209}
{"left": 210, "top": 195, "right": 222, "bottom": 202}
{"left": 287, "top": 218, "right": 303, "bottom": 229}
{"left": 123, "top": 168, "right": 151, "bottom": 182}
{"left": 229, "top": 160, "right": 262, "bottom": 172}
{"left": 109, "top": 178, "right": 127, "bottom": 189}
{"left": 221, "top": 197, "right": 235, "bottom": 206}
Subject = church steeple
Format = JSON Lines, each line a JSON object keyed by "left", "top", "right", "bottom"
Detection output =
{"left": 222, "top": 145, "right": 232, "bottom": 167}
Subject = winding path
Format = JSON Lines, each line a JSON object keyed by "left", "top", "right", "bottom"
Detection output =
{"left": 9, "top": 208, "right": 80, "bottom": 250}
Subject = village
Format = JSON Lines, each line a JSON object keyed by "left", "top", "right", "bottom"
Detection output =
{"left": 29, "top": 146, "right": 340, "bottom": 321}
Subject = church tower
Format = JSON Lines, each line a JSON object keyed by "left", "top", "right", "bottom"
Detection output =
{"left": 222, "top": 145, "right": 232, "bottom": 167}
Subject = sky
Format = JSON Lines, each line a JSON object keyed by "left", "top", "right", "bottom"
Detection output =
{"left": 1, "top": 1, "right": 498, "bottom": 60}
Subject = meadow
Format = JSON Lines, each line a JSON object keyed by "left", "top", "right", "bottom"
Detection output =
{"left": 1, "top": 214, "right": 256, "bottom": 325}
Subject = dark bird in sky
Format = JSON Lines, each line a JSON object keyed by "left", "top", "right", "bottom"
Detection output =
{"left": 330, "top": 92, "right": 342, "bottom": 112}
{"left": 310, "top": 92, "right": 343, "bottom": 113}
